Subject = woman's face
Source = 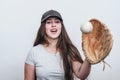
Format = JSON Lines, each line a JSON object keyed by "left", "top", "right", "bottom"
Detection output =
{"left": 45, "top": 17, "right": 62, "bottom": 40}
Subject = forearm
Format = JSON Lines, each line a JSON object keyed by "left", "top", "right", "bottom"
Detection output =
{"left": 78, "top": 58, "right": 91, "bottom": 80}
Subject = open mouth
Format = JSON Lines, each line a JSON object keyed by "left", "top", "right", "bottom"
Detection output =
{"left": 50, "top": 28, "right": 58, "bottom": 33}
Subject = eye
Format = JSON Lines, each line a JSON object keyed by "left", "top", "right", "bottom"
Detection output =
{"left": 46, "top": 21, "right": 51, "bottom": 24}
{"left": 55, "top": 20, "right": 61, "bottom": 23}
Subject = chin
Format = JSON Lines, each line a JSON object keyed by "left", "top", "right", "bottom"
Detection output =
{"left": 51, "top": 36, "right": 59, "bottom": 39}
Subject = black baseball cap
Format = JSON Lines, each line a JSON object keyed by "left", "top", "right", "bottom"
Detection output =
{"left": 41, "top": 10, "right": 63, "bottom": 22}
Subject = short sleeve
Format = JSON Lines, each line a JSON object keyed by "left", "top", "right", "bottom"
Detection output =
{"left": 25, "top": 48, "right": 35, "bottom": 66}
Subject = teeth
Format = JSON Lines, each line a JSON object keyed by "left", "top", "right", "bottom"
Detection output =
{"left": 51, "top": 29, "right": 57, "bottom": 32}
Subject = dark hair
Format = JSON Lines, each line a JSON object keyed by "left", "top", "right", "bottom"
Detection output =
{"left": 34, "top": 10, "right": 83, "bottom": 80}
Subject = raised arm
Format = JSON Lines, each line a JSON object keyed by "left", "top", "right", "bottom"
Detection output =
{"left": 72, "top": 58, "right": 91, "bottom": 80}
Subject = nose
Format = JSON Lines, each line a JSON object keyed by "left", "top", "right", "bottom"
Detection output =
{"left": 52, "top": 22, "right": 56, "bottom": 27}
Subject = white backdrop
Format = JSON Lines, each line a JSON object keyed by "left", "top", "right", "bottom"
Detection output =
{"left": 0, "top": 0, "right": 120, "bottom": 80}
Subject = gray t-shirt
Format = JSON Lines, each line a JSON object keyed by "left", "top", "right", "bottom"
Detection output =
{"left": 25, "top": 44, "right": 64, "bottom": 80}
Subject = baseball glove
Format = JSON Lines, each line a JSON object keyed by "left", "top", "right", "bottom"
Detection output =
{"left": 81, "top": 19, "right": 113, "bottom": 65}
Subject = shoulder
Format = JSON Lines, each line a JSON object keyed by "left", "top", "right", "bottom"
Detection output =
{"left": 25, "top": 44, "right": 43, "bottom": 65}
{"left": 31, "top": 44, "right": 43, "bottom": 51}
{"left": 26, "top": 44, "right": 44, "bottom": 60}
{"left": 28, "top": 44, "right": 44, "bottom": 56}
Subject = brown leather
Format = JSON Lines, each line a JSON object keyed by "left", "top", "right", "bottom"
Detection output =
{"left": 82, "top": 19, "right": 113, "bottom": 64}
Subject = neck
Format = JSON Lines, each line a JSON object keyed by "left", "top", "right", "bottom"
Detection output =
{"left": 44, "top": 38, "right": 58, "bottom": 54}
{"left": 47, "top": 38, "right": 58, "bottom": 48}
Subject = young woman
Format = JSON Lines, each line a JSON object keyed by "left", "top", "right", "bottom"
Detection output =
{"left": 24, "top": 10, "right": 91, "bottom": 80}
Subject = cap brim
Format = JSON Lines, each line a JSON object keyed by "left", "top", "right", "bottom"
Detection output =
{"left": 41, "top": 15, "right": 62, "bottom": 22}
